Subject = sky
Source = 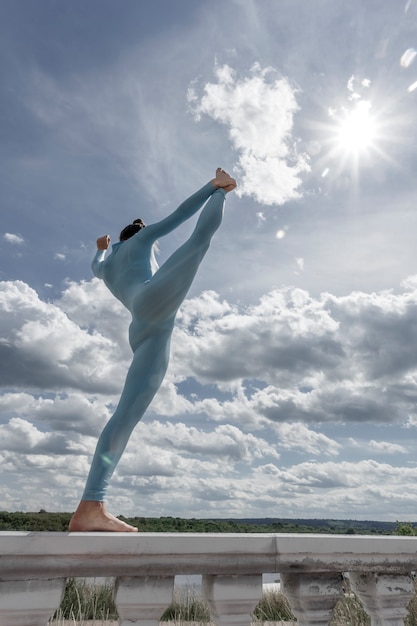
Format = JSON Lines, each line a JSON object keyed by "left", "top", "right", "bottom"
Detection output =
{"left": 1, "top": 0, "right": 417, "bottom": 522}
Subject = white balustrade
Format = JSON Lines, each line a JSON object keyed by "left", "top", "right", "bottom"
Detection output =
{"left": 0, "top": 578, "right": 65, "bottom": 626}
{"left": 114, "top": 575, "right": 174, "bottom": 626}
{"left": 0, "top": 532, "right": 417, "bottom": 626}
{"left": 202, "top": 573, "right": 263, "bottom": 625}
{"left": 281, "top": 571, "right": 344, "bottom": 625}
{"left": 349, "top": 571, "right": 415, "bottom": 626}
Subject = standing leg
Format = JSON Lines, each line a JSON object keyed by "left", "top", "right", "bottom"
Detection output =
{"left": 69, "top": 328, "right": 172, "bottom": 531}
{"left": 83, "top": 329, "right": 172, "bottom": 502}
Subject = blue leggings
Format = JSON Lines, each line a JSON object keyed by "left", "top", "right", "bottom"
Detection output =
{"left": 82, "top": 189, "right": 226, "bottom": 501}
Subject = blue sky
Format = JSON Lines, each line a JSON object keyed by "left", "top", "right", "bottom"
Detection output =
{"left": 1, "top": 0, "right": 417, "bottom": 520}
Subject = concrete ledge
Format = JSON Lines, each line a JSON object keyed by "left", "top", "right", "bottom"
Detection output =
{"left": 2, "top": 532, "right": 417, "bottom": 579}
{"left": 52, "top": 623, "right": 295, "bottom": 626}
{"left": 52, "top": 623, "right": 296, "bottom": 626}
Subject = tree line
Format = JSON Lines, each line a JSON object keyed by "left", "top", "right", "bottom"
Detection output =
{"left": 0, "top": 510, "right": 414, "bottom": 534}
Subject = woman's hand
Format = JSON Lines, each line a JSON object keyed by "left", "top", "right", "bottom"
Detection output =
{"left": 97, "top": 235, "right": 111, "bottom": 250}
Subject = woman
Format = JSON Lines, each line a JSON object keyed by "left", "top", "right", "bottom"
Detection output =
{"left": 69, "top": 168, "right": 237, "bottom": 531}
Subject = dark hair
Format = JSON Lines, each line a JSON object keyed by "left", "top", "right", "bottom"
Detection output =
{"left": 119, "top": 219, "right": 145, "bottom": 241}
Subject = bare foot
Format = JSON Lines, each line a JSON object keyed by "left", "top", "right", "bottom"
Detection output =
{"left": 68, "top": 501, "right": 138, "bottom": 532}
{"left": 211, "top": 167, "right": 237, "bottom": 193}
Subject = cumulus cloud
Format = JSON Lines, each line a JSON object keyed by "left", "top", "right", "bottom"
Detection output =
{"left": 0, "top": 391, "right": 112, "bottom": 438}
{"left": 369, "top": 440, "right": 408, "bottom": 454}
{"left": 4, "top": 276, "right": 417, "bottom": 435}
{"left": 174, "top": 287, "right": 342, "bottom": 387}
{"left": 106, "top": 457, "right": 417, "bottom": 520}
{"left": 170, "top": 281, "right": 417, "bottom": 429}
{"left": 188, "top": 63, "right": 310, "bottom": 206}
{"left": 0, "top": 280, "right": 128, "bottom": 393}
{"left": 0, "top": 417, "right": 79, "bottom": 455}
{"left": 3, "top": 233, "right": 24, "bottom": 245}
{"left": 2, "top": 275, "right": 417, "bottom": 517}
{"left": 140, "top": 421, "right": 280, "bottom": 462}
{"left": 272, "top": 422, "right": 341, "bottom": 457}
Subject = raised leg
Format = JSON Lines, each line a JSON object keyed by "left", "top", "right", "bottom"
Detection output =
{"left": 130, "top": 188, "right": 226, "bottom": 346}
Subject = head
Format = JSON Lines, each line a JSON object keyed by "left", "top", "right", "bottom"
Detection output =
{"left": 119, "top": 218, "right": 145, "bottom": 241}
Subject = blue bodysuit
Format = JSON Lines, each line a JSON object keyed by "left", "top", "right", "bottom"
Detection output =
{"left": 82, "top": 181, "right": 226, "bottom": 501}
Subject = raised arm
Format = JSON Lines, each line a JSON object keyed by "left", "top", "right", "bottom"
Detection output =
{"left": 91, "top": 235, "right": 111, "bottom": 278}
{"left": 139, "top": 182, "right": 217, "bottom": 242}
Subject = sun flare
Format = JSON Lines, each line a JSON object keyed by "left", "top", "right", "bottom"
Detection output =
{"left": 320, "top": 75, "right": 388, "bottom": 171}
{"left": 336, "top": 100, "right": 377, "bottom": 153}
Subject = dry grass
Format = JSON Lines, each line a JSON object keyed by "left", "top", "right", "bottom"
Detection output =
{"left": 49, "top": 575, "right": 417, "bottom": 625}
{"left": 161, "top": 588, "right": 210, "bottom": 622}
{"left": 50, "top": 578, "right": 118, "bottom": 624}
{"left": 253, "top": 590, "right": 295, "bottom": 622}
{"left": 51, "top": 616, "right": 118, "bottom": 625}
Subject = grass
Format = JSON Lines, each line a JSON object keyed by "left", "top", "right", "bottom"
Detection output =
{"left": 405, "top": 580, "right": 417, "bottom": 626}
{"left": 51, "top": 577, "right": 118, "bottom": 624}
{"left": 160, "top": 588, "right": 211, "bottom": 622}
{"left": 330, "top": 594, "right": 370, "bottom": 626}
{"left": 252, "top": 590, "right": 295, "bottom": 622}
{"left": 49, "top": 575, "right": 417, "bottom": 625}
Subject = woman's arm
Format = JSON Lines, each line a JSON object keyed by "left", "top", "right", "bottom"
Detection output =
{"left": 91, "top": 235, "right": 110, "bottom": 278}
{"left": 139, "top": 181, "right": 218, "bottom": 242}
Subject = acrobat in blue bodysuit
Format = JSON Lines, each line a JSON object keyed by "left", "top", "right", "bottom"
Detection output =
{"left": 69, "top": 170, "right": 236, "bottom": 530}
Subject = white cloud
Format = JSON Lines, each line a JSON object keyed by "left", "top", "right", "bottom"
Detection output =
{"left": 295, "top": 257, "right": 304, "bottom": 272}
{"left": 3, "top": 233, "right": 24, "bottom": 245}
{"left": 1, "top": 275, "right": 417, "bottom": 517}
{"left": 369, "top": 440, "right": 408, "bottom": 454}
{"left": 0, "top": 280, "right": 128, "bottom": 393}
{"left": 5, "top": 275, "right": 417, "bottom": 435}
{"left": 272, "top": 422, "right": 341, "bottom": 457}
{"left": 168, "top": 280, "right": 417, "bottom": 431}
{"left": 139, "top": 420, "right": 280, "bottom": 463}
{"left": 105, "top": 457, "right": 417, "bottom": 520}
{"left": 0, "top": 417, "right": 45, "bottom": 451}
{"left": 188, "top": 63, "right": 310, "bottom": 206}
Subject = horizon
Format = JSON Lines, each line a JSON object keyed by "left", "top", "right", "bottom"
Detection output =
{"left": 1, "top": 510, "right": 414, "bottom": 525}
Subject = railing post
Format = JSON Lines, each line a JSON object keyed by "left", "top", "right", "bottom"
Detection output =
{"left": 114, "top": 575, "right": 174, "bottom": 626}
{"left": 201, "top": 573, "right": 263, "bottom": 626}
{"left": 281, "top": 571, "right": 344, "bottom": 626}
{"left": 0, "top": 578, "right": 65, "bottom": 626}
{"left": 349, "top": 571, "right": 414, "bottom": 626}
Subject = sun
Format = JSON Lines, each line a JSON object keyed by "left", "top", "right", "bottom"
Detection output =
{"left": 317, "top": 75, "right": 403, "bottom": 183}
{"left": 319, "top": 93, "right": 387, "bottom": 181}
{"left": 336, "top": 100, "right": 377, "bottom": 153}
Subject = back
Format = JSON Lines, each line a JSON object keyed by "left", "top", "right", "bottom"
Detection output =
{"left": 93, "top": 232, "right": 159, "bottom": 309}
